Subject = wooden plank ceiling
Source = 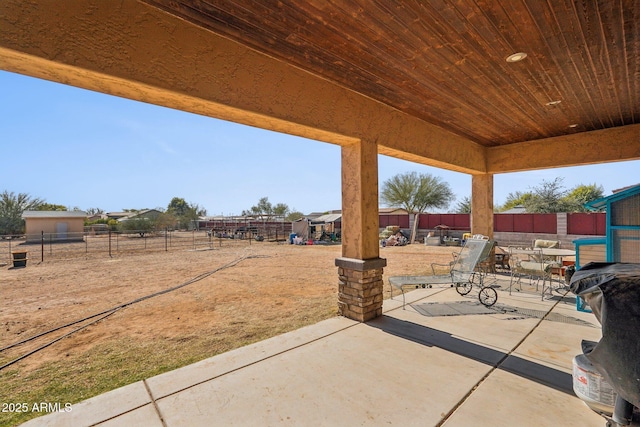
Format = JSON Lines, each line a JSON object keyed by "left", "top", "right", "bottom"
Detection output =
{"left": 143, "top": 0, "right": 639, "bottom": 148}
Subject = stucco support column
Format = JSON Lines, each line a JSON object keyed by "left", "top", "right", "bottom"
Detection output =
{"left": 471, "top": 174, "right": 494, "bottom": 239}
{"left": 335, "top": 139, "right": 386, "bottom": 322}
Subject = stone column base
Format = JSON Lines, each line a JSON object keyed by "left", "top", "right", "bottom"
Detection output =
{"left": 335, "top": 257, "right": 387, "bottom": 322}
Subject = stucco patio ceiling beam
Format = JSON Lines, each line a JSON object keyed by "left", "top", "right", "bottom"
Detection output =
{"left": 0, "top": 0, "right": 485, "bottom": 175}
{"left": 487, "top": 124, "right": 640, "bottom": 174}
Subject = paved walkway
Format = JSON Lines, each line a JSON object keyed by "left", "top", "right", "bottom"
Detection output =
{"left": 22, "top": 282, "right": 605, "bottom": 426}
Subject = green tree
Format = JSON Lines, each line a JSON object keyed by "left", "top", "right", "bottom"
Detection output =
{"left": 380, "top": 172, "right": 453, "bottom": 213}
{"left": 285, "top": 210, "right": 305, "bottom": 222}
{"left": 183, "top": 204, "right": 206, "bottom": 229}
{"left": 499, "top": 179, "right": 605, "bottom": 213}
{"left": 85, "top": 217, "right": 110, "bottom": 226}
{"left": 0, "top": 191, "right": 44, "bottom": 235}
{"left": 189, "top": 203, "right": 207, "bottom": 217}
{"left": 563, "top": 183, "right": 605, "bottom": 212}
{"left": 243, "top": 197, "right": 287, "bottom": 220}
{"left": 502, "top": 177, "right": 603, "bottom": 213}
{"left": 524, "top": 178, "right": 569, "bottom": 213}
{"left": 166, "top": 198, "right": 206, "bottom": 230}
{"left": 498, "top": 191, "right": 533, "bottom": 212}
{"left": 119, "top": 217, "right": 155, "bottom": 237}
{"left": 35, "top": 203, "right": 68, "bottom": 211}
{"left": 273, "top": 202, "right": 290, "bottom": 219}
{"left": 85, "top": 207, "right": 105, "bottom": 216}
{"left": 254, "top": 197, "right": 273, "bottom": 219}
{"left": 454, "top": 196, "right": 471, "bottom": 214}
{"left": 167, "top": 197, "right": 189, "bottom": 217}
{"left": 155, "top": 212, "right": 177, "bottom": 230}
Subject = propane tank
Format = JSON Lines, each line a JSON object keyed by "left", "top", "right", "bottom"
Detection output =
{"left": 573, "top": 353, "right": 617, "bottom": 416}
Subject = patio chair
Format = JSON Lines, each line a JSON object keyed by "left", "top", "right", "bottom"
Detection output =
{"left": 389, "top": 237, "right": 498, "bottom": 308}
{"left": 532, "top": 239, "right": 567, "bottom": 284}
{"left": 494, "top": 246, "right": 510, "bottom": 271}
{"left": 533, "top": 239, "right": 562, "bottom": 264}
{"left": 508, "top": 247, "right": 553, "bottom": 300}
{"left": 533, "top": 239, "right": 560, "bottom": 249}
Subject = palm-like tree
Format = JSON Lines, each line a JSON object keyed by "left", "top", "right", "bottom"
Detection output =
{"left": 380, "top": 172, "right": 453, "bottom": 213}
{"left": 455, "top": 196, "right": 471, "bottom": 214}
{"left": 380, "top": 172, "right": 454, "bottom": 242}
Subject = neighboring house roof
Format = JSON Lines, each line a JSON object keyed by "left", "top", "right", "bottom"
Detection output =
{"left": 118, "top": 209, "right": 163, "bottom": 221}
{"left": 310, "top": 213, "right": 342, "bottom": 224}
{"left": 306, "top": 209, "right": 341, "bottom": 219}
{"left": 86, "top": 214, "right": 107, "bottom": 221}
{"left": 305, "top": 212, "right": 325, "bottom": 220}
{"left": 585, "top": 184, "right": 640, "bottom": 211}
{"left": 106, "top": 212, "right": 130, "bottom": 219}
{"left": 612, "top": 183, "right": 640, "bottom": 194}
{"left": 501, "top": 205, "right": 527, "bottom": 214}
{"left": 22, "top": 210, "right": 87, "bottom": 219}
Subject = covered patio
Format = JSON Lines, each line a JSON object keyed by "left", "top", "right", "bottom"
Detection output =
{"left": 21, "top": 287, "right": 604, "bottom": 426}
{"left": 1, "top": 1, "right": 638, "bottom": 425}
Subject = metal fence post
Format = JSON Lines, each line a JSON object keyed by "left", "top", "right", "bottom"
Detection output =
{"left": 41, "top": 231, "right": 44, "bottom": 262}
{"left": 109, "top": 230, "right": 112, "bottom": 257}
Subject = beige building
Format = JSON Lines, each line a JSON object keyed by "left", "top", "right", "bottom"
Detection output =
{"left": 22, "top": 211, "right": 87, "bottom": 243}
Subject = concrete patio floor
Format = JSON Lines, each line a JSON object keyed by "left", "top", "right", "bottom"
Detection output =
{"left": 21, "top": 279, "right": 607, "bottom": 426}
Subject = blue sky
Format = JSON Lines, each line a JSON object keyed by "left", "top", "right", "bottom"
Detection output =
{"left": 1, "top": 70, "right": 637, "bottom": 215}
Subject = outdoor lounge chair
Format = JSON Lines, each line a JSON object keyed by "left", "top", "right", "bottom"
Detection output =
{"left": 472, "top": 239, "right": 498, "bottom": 276}
{"left": 389, "top": 237, "right": 497, "bottom": 309}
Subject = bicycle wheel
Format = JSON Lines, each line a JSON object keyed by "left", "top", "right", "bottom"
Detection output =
{"left": 456, "top": 282, "right": 472, "bottom": 295}
{"left": 478, "top": 287, "right": 497, "bottom": 307}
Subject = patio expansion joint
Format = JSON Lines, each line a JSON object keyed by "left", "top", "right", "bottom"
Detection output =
{"left": 153, "top": 320, "right": 362, "bottom": 402}
{"left": 144, "top": 379, "right": 168, "bottom": 427}
{"left": 435, "top": 295, "right": 566, "bottom": 427}
{"left": 81, "top": 380, "right": 165, "bottom": 427}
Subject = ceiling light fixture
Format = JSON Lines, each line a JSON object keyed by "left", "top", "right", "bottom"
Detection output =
{"left": 506, "top": 52, "right": 527, "bottom": 62}
{"left": 545, "top": 100, "right": 562, "bottom": 106}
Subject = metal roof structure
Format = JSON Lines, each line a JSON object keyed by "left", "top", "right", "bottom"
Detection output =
{"left": 586, "top": 183, "right": 640, "bottom": 212}
{"left": 21, "top": 211, "right": 87, "bottom": 219}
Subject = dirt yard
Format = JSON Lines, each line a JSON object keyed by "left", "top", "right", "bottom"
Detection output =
{"left": 0, "top": 241, "right": 454, "bottom": 425}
